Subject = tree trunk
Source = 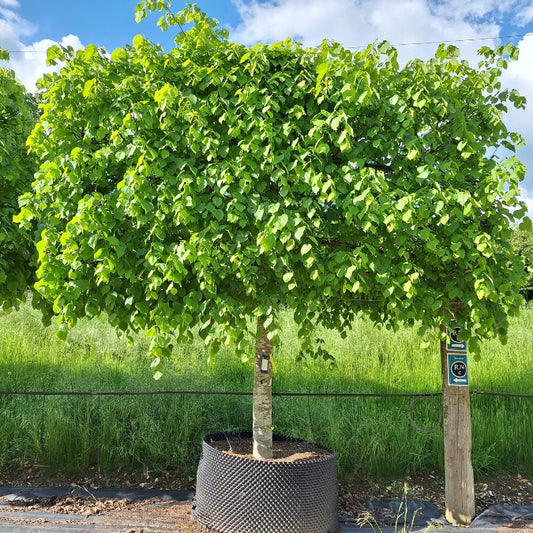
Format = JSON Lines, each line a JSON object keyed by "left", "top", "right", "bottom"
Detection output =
{"left": 253, "top": 317, "right": 273, "bottom": 459}
{"left": 440, "top": 324, "right": 475, "bottom": 525}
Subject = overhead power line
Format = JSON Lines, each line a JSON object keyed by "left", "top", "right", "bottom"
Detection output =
{"left": 345, "top": 34, "right": 530, "bottom": 50}
{"left": 2, "top": 32, "right": 531, "bottom": 55}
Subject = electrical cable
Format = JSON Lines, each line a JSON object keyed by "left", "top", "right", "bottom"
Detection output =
{"left": 2, "top": 32, "right": 531, "bottom": 55}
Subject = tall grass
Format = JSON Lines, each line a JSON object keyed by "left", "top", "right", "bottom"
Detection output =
{"left": 0, "top": 301, "right": 531, "bottom": 481}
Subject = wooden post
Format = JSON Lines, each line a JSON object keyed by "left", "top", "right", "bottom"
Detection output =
{"left": 253, "top": 317, "right": 273, "bottom": 459}
{"left": 440, "top": 323, "right": 475, "bottom": 525}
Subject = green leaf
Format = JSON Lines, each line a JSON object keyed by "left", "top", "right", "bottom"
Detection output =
{"left": 419, "top": 228, "right": 430, "bottom": 240}
{"left": 519, "top": 217, "right": 532, "bottom": 232}
{"left": 396, "top": 197, "right": 409, "bottom": 211}
{"left": 283, "top": 271, "right": 294, "bottom": 283}
{"left": 84, "top": 44, "right": 99, "bottom": 61}
{"left": 276, "top": 213, "right": 289, "bottom": 230}
{"left": 456, "top": 191, "right": 470, "bottom": 206}
{"left": 56, "top": 322, "right": 69, "bottom": 341}
{"left": 402, "top": 209, "right": 412, "bottom": 223}
{"left": 345, "top": 264, "right": 356, "bottom": 280}
{"left": 46, "top": 45, "right": 65, "bottom": 65}
{"left": 133, "top": 34, "right": 145, "bottom": 49}
{"left": 301, "top": 243, "right": 312, "bottom": 255}
{"left": 294, "top": 226, "right": 305, "bottom": 241}
{"left": 407, "top": 148, "right": 418, "bottom": 160}
{"left": 258, "top": 231, "right": 277, "bottom": 253}
{"left": 330, "top": 115, "right": 342, "bottom": 131}
{"left": 83, "top": 78, "right": 97, "bottom": 98}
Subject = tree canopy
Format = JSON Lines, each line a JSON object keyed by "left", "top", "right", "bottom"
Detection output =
{"left": 0, "top": 51, "right": 38, "bottom": 311}
{"left": 16, "top": 4, "right": 530, "bottom": 358}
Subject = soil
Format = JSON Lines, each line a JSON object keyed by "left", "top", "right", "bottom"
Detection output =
{"left": 209, "top": 435, "right": 332, "bottom": 462}
{"left": 0, "top": 463, "right": 532, "bottom": 532}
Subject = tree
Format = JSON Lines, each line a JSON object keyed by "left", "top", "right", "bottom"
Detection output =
{"left": 16, "top": 2, "right": 529, "bottom": 521}
{"left": 0, "top": 50, "right": 38, "bottom": 311}
{"left": 511, "top": 226, "right": 533, "bottom": 301}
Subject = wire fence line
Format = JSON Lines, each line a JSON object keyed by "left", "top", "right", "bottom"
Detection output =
{"left": 0, "top": 389, "right": 531, "bottom": 398}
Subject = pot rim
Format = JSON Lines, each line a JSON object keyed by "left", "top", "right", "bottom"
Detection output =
{"left": 202, "top": 429, "right": 338, "bottom": 465}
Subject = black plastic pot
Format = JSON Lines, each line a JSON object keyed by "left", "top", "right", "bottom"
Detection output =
{"left": 192, "top": 431, "right": 339, "bottom": 533}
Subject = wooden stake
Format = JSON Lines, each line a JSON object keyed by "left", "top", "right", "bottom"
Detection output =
{"left": 440, "top": 324, "right": 475, "bottom": 525}
{"left": 253, "top": 317, "right": 273, "bottom": 459}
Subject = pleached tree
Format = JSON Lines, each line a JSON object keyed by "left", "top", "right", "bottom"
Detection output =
{"left": 17, "top": 2, "right": 529, "bottom": 520}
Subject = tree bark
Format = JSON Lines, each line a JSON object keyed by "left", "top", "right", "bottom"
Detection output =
{"left": 440, "top": 324, "right": 475, "bottom": 525}
{"left": 253, "top": 317, "right": 273, "bottom": 459}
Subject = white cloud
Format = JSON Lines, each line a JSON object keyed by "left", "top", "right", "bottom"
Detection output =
{"left": 0, "top": 3, "right": 83, "bottom": 90}
{"left": 515, "top": 3, "right": 533, "bottom": 26}
{"left": 231, "top": 0, "right": 500, "bottom": 53}
{"left": 504, "top": 33, "right": 533, "bottom": 93}
{"left": 0, "top": 6, "right": 35, "bottom": 45}
{"left": 519, "top": 187, "right": 533, "bottom": 222}
{"left": 0, "top": 0, "right": 20, "bottom": 8}
{"left": 432, "top": 0, "right": 517, "bottom": 21}
{"left": 501, "top": 34, "right": 533, "bottom": 221}
{"left": 6, "top": 34, "right": 84, "bottom": 90}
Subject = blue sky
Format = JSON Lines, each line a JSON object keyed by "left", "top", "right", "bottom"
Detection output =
{"left": 2, "top": 1, "right": 243, "bottom": 54}
{"left": 1, "top": 0, "right": 533, "bottom": 217}
{"left": 7, "top": 1, "right": 532, "bottom": 53}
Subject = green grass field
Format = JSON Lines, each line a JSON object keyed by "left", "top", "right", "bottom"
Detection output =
{"left": 0, "top": 301, "right": 531, "bottom": 481}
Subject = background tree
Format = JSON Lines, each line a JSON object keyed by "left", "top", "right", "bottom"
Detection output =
{"left": 0, "top": 50, "right": 38, "bottom": 311}
{"left": 511, "top": 226, "right": 533, "bottom": 301}
{"left": 16, "top": 1, "right": 529, "bottom": 520}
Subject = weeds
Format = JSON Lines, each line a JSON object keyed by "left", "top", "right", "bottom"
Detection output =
{"left": 355, "top": 484, "right": 423, "bottom": 533}
{"left": 395, "top": 484, "right": 422, "bottom": 533}
{"left": 355, "top": 511, "right": 382, "bottom": 533}
{"left": 355, "top": 483, "right": 421, "bottom": 533}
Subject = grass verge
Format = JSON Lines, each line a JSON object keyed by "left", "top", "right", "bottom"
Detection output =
{"left": 0, "top": 302, "right": 531, "bottom": 480}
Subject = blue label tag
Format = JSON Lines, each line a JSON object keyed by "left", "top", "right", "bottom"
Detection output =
{"left": 448, "top": 353, "right": 469, "bottom": 386}
{"left": 446, "top": 323, "right": 467, "bottom": 353}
